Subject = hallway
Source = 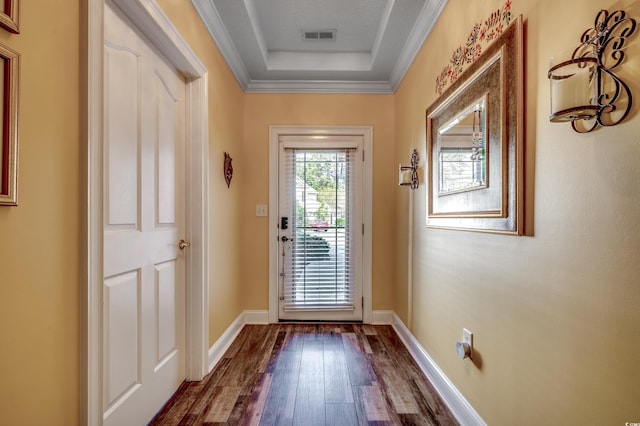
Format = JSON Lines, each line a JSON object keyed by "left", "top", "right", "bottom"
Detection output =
{"left": 150, "top": 324, "right": 458, "bottom": 425}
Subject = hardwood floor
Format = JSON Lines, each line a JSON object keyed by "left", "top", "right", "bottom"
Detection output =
{"left": 150, "top": 324, "right": 458, "bottom": 425}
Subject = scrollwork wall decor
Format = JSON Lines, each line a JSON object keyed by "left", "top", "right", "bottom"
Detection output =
{"left": 435, "top": 0, "right": 512, "bottom": 95}
{"left": 548, "top": 9, "right": 637, "bottom": 132}
{"left": 223, "top": 152, "right": 233, "bottom": 188}
{"left": 399, "top": 149, "right": 419, "bottom": 189}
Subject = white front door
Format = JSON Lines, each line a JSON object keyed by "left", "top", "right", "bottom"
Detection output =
{"left": 102, "top": 2, "right": 186, "bottom": 424}
{"left": 277, "top": 135, "right": 364, "bottom": 322}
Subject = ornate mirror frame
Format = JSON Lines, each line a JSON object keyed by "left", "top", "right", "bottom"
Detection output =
{"left": 426, "top": 15, "right": 524, "bottom": 234}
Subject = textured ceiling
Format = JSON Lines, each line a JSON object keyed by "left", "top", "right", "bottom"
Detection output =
{"left": 190, "top": 0, "right": 448, "bottom": 93}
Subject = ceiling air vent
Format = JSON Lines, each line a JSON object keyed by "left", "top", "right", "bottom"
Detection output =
{"left": 302, "top": 29, "right": 336, "bottom": 41}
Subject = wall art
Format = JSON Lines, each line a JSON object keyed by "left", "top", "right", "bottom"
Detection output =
{"left": 435, "top": 0, "right": 512, "bottom": 95}
{"left": 224, "top": 152, "right": 233, "bottom": 188}
{"left": 427, "top": 16, "right": 524, "bottom": 234}
{"left": 0, "top": 43, "right": 19, "bottom": 206}
{"left": 0, "top": 0, "right": 19, "bottom": 34}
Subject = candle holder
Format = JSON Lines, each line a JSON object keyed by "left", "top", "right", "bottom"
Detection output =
{"left": 548, "top": 9, "right": 636, "bottom": 133}
{"left": 399, "top": 149, "right": 419, "bottom": 189}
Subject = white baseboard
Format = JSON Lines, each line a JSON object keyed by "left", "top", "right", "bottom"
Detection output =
{"left": 207, "top": 310, "right": 269, "bottom": 371}
{"left": 391, "top": 313, "right": 486, "bottom": 426}
{"left": 371, "top": 310, "right": 394, "bottom": 324}
{"left": 243, "top": 310, "right": 391, "bottom": 325}
{"left": 207, "top": 313, "right": 245, "bottom": 372}
{"left": 243, "top": 310, "right": 269, "bottom": 324}
{"left": 207, "top": 309, "right": 483, "bottom": 425}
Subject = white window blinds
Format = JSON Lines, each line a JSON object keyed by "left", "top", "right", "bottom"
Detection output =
{"left": 281, "top": 148, "right": 356, "bottom": 311}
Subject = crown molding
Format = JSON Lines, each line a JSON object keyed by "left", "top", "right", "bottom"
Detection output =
{"left": 246, "top": 79, "right": 394, "bottom": 94}
{"left": 389, "top": 0, "right": 448, "bottom": 89}
{"left": 190, "top": 0, "right": 251, "bottom": 90}
{"left": 190, "top": 0, "right": 447, "bottom": 94}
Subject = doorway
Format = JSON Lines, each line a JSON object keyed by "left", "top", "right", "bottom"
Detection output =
{"left": 101, "top": 2, "right": 187, "bottom": 423}
{"left": 86, "top": 1, "right": 209, "bottom": 424}
{"left": 268, "top": 127, "right": 373, "bottom": 323}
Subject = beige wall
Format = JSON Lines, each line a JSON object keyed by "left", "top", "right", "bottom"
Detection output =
{"left": 2, "top": 0, "right": 639, "bottom": 424}
{"left": 157, "top": 0, "right": 246, "bottom": 344}
{"left": 242, "top": 94, "right": 396, "bottom": 311}
{"left": 0, "top": 1, "right": 246, "bottom": 423}
{"left": 0, "top": 1, "right": 81, "bottom": 425}
{"left": 395, "top": 0, "right": 640, "bottom": 424}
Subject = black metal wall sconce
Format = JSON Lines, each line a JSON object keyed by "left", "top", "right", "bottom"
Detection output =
{"left": 399, "top": 149, "right": 419, "bottom": 189}
{"left": 548, "top": 9, "right": 636, "bottom": 133}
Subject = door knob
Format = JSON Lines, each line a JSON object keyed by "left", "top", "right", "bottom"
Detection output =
{"left": 178, "top": 239, "right": 191, "bottom": 250}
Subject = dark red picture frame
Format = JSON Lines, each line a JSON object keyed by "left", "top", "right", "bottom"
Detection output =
{"left": 0, "top": 43, "right": 19, "bottom": 206}
{"left": 0, "top": 0, "right": 19, "bottom": 34}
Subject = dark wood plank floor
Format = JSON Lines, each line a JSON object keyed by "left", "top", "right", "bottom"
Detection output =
{"left": 150, "top": 324, "right": 458, "bottom": 425}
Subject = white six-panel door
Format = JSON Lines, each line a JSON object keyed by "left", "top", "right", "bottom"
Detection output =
{"left": 103, "top": 2, "right": 186, "bottom": 424}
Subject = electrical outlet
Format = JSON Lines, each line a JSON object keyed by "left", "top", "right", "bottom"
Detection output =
{"left": 462, "top": 328, "right": 473, "bottom": 345}
{"left": 463, "top": 328, "right": 473, "bottom": 347}
{"left": 256, "top": 204, "right": 268, "bottom": 217}
{"left": 456, "top": 329, "right": 474, "bottom": 360}
{"left": 462, "top": 328, "right": 473, "bottom": 346}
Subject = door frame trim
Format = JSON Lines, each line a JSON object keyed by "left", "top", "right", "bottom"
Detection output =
{"left": 84, "top": 1, "right": 210, "bottom": 424}
{"left": 268, "top": 126, "right": 373, "bottom": 324}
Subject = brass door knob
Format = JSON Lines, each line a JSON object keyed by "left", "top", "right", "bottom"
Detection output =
{"left": 178, "top": 239, "right": 191, "bottom": 250}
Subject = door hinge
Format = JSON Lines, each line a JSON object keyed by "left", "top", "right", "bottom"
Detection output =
{"left": 362, "top": 297, "right": 364, "bottom": 308}
{"left": 362, "top": 223, "right": 365, "bottom": 235}
{"left": 362, "top": 150, "right": 365, "bottom": 161}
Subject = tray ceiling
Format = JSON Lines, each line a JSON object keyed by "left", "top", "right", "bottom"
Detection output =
{"left": 190, "top": 0, "right": 448, "bottom": 93}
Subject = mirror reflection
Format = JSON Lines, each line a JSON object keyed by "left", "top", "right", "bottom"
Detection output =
{"left": 437, "top": 98, "right": 487, "bottom": 194}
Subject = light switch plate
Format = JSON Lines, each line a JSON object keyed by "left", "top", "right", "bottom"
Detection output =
{"left": 256, "top": 204, "right": 268, "bottom": 217}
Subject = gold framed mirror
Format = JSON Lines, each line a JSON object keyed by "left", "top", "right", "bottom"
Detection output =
{"left": 426, "top": 15, "right": 524, "bottom": 234}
